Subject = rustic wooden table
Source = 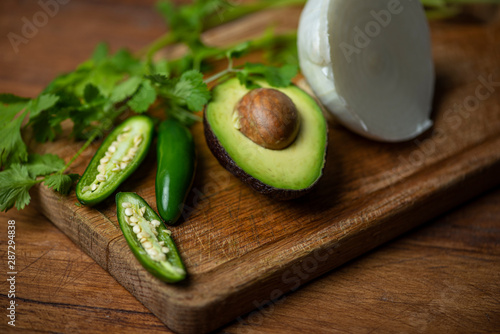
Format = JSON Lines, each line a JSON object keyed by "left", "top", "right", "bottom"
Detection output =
{"left": 0, "top": 0, "right": 499, "bottom": 333}
{"left": 0, "top": 188, "right": 499, "bottom": 333}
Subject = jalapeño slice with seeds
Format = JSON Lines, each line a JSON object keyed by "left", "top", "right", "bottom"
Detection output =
{"left": 76, "top": 116, "right": 154, "bottom": 206}
{"left": 116, "top": 192, "right": 186, "bottom": 283}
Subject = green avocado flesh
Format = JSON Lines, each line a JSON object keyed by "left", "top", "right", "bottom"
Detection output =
{"left": 205, "top": 78, "right": 327, "bottom": 190}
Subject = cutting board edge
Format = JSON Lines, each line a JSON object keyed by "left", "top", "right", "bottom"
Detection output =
{"left": 30, "top": 133, "right": 500, "bottom": 333}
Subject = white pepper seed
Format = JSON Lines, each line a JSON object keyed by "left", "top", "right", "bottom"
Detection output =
{"left": 151, "top": 220, "right": 161, "bottom": 227}
{"left": 123, "top": 126, "right": 131, "bottom": 132}
{"left": 163, "top": 230, "right": 172, "bottom": 236}
{"left": 139, "top": 237, "right": 147, "bottom": 243}
{"left": 120, "top": 162, "right": 128, "bottom": 170}
{"left": 132, "top": 225, "right": 141, "bottom": 234}
{"left": 122, "top": 156, "right": 132, "bottom": 162}
{"left": 133, "top": 136, "right": 142, "bottom": 146}
{"left": 105, "top": 151, "right": 113, "bottom": 158}
{"left": 112, "top": 166, "right": 120, "bottom": 172}
{"left": 91, "top": 184, "right": 98, "bottom": 191}
{"left": 129, "top": 147, "right": 138, "bottom": 154}
{"left": 129, "top": 217, "right": 138, "bottom": 224}
{"left": 174, "top": 267, "right": 186, "bottom": 275}
{"left": 124, "top": 208, "right": 133, "bottom": 216}
{"left": 143, "top": 241, "right": 153, "bottom": 249}
{"left": 122, "top": 202, "right": 132, "bottom": 208}
{"left": 108, "top": 145, "right": 117, "bottom": 153}
{"left": 148, "top": 248, "right": 158, "bottom": 256}
{"left": 82, "top": 186, "right": 90, "bottom": 192}
{"left": 100, "top": 157, "right": 110, "bottom": 164}
{"left": 96, "top": 175, "right": 107, "bottom": 182}
{"left": 139, "top": 207, "right": 146, "bottom": 216}
{"left": 97, "top": 165, "right": 106, "bottom": 174}
{"left": 159, "top": 241, "right": 165, "bottom": 246}
{"left": 162, "top": 247, "right": 170, "bottom": 254}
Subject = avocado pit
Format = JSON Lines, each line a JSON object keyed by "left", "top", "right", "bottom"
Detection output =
{"left": 234, "top": 88, "right": 300, "bottom": 150}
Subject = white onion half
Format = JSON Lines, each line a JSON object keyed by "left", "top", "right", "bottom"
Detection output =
{"left": 298, "top": 0, "right": 435, "bottom": 142}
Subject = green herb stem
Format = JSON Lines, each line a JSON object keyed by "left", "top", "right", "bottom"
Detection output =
{"left": 204, "top": 68, "right": 238, "bottom": 84}
{"left": 142, "top": 31, "right": 177, "bottom": 61}
{"left": 203, "top": 0, "right": 307, "bottom": 30}
{"left": 139, "top": 0, "right": 305, "bottom": 60}
{"left": 58, "top": 129, "right": 99, "bottom": 174}
{"left": 59, "top": 104, "right": 127, "bottom": 174}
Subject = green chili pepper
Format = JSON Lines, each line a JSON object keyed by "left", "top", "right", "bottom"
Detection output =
{"left": 155, "top": 119, "right": 196, "bottom": 225}
{"left": 116, "top": 192, "right": 186, "bottom": 283}
{"left": 76, "top": 116, "right": 154, "bottom": 206}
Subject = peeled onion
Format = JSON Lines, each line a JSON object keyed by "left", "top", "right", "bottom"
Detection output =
{"left": 297, "top": 0, "right": 435, "bottom": 142}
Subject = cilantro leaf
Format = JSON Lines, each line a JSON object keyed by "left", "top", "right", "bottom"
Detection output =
{"left": 0, "top": 102, "right": 28, "bottom": 124}
{"left": 127, "top": 80, "right": 157, "bottom": 113}
{"left": 27, "top": 94, "right": 59, "bottom": 118}
{"left": 110, "top": 76, "right": 143, "bottom": 103}
{"left": 226, "top": 41, "right": 251, "bottom": 59}
{"left": 0, "top": 94, "right": 30, "bottom": 104}
{"left": 29, "top": 109, "right": 65, "bottom": 142}
{"left": 109, "top": 49, "right": 143, "bottom": 74}
{"left": 76, "top": 64, "right": 125, "bottom": 98}
{"left": 69, "top": 48, "right": 143, "bottom": 99}
{"left": 69, "top": 104, "right": 109, "bottom": 139}
{"left": 0, "top": 112, "right": 28, "bottom": 168}
{"left": 92, "top": 42, "right": 109, "bottom": 63}
{"left": 13, "top": 93, "right": 62, "bottom": 144}
{"left": 173, "top": 70, "right": 210, "bottom": 111}
{"left": 25, "top": 153, "right": 66, "bottom": 178}
{"left": 146, "top": 74, "right": 169, "bottom": 86}
{"left": 83, "top": 84, "right": 101, "bottom": 103}
{"left": 157, "top": 0, "right": 230, "bottom": 35}
{"left": 152, "top": 59, "right": 170, "bottom": 76}
{"left": 44, "top": 173, "right": 79, "bottom": 195}
{"left": 257, "top": 28, "right": 299, "bottom": 67}
{"left": 237, "top": 63, "right": 298, "bottom": 88}
{"left": 156, "top": 0, "right": 231, "bottom": 63}
{"left": 0, "top": 164, "right": 38, "bottom": 211}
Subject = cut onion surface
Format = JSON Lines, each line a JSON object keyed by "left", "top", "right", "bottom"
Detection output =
{"left": 298, "top": 0, "right": 435, "bottom": 142}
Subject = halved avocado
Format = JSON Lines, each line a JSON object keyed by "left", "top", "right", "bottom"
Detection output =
{"left": 204, "top": 78, "right": 328, "bottom": 200}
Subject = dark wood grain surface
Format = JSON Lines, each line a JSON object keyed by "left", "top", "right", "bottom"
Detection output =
{"left": 1, "top": 0, "right": 500, "bottom": 333}
{"left": 1, "top": 184, "right": 499, "bottom": 333}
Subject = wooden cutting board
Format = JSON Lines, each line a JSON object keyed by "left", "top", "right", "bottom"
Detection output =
{"left": 25, "top": 7, "right": 500, "bottom": 334}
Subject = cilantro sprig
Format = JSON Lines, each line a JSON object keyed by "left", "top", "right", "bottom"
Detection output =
{"left": 0, "top": 154, "right": 79, "bottom": 211}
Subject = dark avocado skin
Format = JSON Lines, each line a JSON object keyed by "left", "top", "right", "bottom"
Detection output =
{"left": 203, "top": 112, "right": 328, "bottom": 200}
